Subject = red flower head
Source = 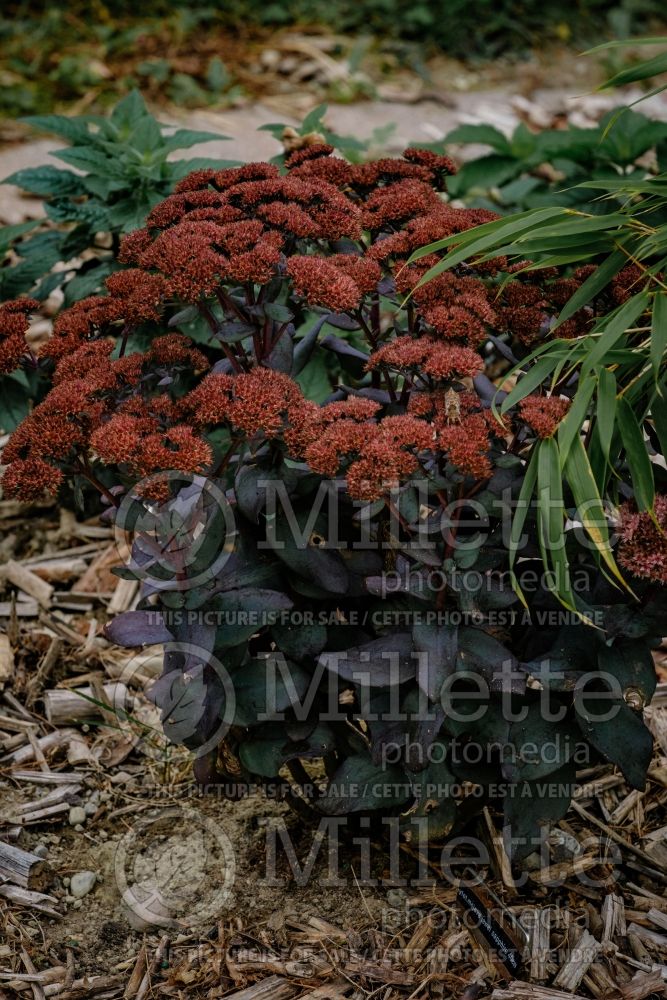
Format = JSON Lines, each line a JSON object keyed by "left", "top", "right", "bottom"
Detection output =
{"left": 618, "top": 495, "right": 667, "bottom": 584}
{"left": 368, "top": 337, "right": 483, "bottom": 381}
{"left": 403, "top": 147, "right": 458, "bottom": 189}
{"left": 105, "top": 270, "right": 167, "bottom": 324}
{"left": 1, "top": 457, "right": 63, "bottom": 501}
{"left": 137, "top": 221, "right": 230, "bottom": 301}
{"left": 519, "top": 395, "right": 570, "bottom": 438}
{"left": 287, "top": 256, "right": 363, "bottom": 312}
{"left": 42, "top": 295, "right": 123, "bottom": 360}
{"left": 148, "top": 333, "right": 209, "bottom": 371}
{"left": 182, "top": 372, "right": 235, "bottom": 427}
{"left": 228, "top": 367, "right": 304, "bottom": 438}
{"left": 286, "top": 146, "right": 354, "bottom": 187}
{"left": 0, "top": 298, "right": 39, "bottom": 373}
{"left": 361, "top": 179, "right": 440, "bottom": 230}
{"left": 438, "top": 412, "right": 492, "bottom": 479}
{"left": 498, "top": 281, "right": 548, "bottom": 346}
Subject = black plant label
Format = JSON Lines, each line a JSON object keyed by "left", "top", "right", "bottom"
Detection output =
{"left": 457, "top": 884, "right": 523, "bottom": 980}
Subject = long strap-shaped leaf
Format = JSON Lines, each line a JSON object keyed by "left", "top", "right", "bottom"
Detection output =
{"left": 508, "top": 447, "right": 539, "bottom": 610}
{"left": 651, "top": 291, "right": 667, "bottom": 382}
{"left": 563, "top": 434, "right": 630, "bottom": 592}
{"left": 618, "top": 396, "right": 655, "bottom": 512}
{"left": 536, "top": 437, "right": 592, "bottom": 619}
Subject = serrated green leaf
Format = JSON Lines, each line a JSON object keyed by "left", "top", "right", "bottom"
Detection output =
{"left": 3, "top": 165, "right": 86, "bottom": 198}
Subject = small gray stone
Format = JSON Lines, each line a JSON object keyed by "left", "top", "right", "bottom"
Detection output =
{"left": 68, "top": 806, "right": 86, "bottom": 826}
{"left": 70, "top": 871, "right": 96, "bottom": 899}
{"left": 33, "top": 844, "right": 49, "bottom": 859}
{"left": 121, "top": 885, "right": 172, "bottom": 931}
{"left": 84, "top": 800, "right": 98, "bottom": 816}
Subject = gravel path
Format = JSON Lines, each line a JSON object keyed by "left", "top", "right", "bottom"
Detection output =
{"left": 1, "top": 85, "right": 667, "bottom": 225}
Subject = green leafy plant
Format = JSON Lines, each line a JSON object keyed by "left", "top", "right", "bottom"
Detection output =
{"left": 437, "top": 108, "right": 667, "bottom": 214}
{"left": 0, "top": 90, "right": 236, "bottom": 306}
{"left": 1, "top": 144, "right": 662, "bottom": 859}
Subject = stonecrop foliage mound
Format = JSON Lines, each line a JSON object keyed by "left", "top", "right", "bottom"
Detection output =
{"left": 1, "top": 143, "right": 664, "bottom": 857}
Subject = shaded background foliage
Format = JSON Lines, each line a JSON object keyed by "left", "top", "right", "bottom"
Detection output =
{"left": 1, "top": 0, "right": 667, "bottom": 116}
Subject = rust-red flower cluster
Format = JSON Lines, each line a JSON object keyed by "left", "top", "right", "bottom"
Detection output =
{"left": 618, "top": 495, "right": 667, "bottom": 584}
{"left": 519, "top": 395, "right": 570, "bottom": 439}
{"left": 0, "top": 298, "right": 38, "bottom": 373}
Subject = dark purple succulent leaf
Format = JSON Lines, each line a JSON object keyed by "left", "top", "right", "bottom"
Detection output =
{"left": 264, "top": 302, "right": 294, "bottom": 323}
{"left": 235, "top": 463, "right": 270, "bottom": 523}
{"left": 217, "top": 320, "right": 255, "bottom": 344}
{"left": 271, "top": 621, "right": 328, "bottom": 660}
{"left": 339, "top": 384, "right": 393, "bottom": 404}
{"left": 365, "top": 570, "right": 432, "bottom": 599}
{"left": 473, "top": 373, "right": 507, "bottom": 406}
{"left": 413, "top": 622, "right": 458, "bottom": 702}
{"left": 231, "top": 655, "right": 314, "bottom": 726}
{"left": 154, "top": 665, "right": 208, "bottom": 744}
{"left": 265, "top": 326, "right": 294, "bottom": 373}
{"left": 321, "top": 334, "right": 368, "bottom": 369}
{"left": 211, "top": 358, "right": 234, "bottom": 374}
{"left": 377, "top": 275, "right": 396, "bottom": 295}
{"left": 267, "top": 509, "right": 349, "bottom": 595}
{"left": 319, "top": 632, "right": 415, "bottom": 687}
{"left": 487, "top": 335, "right": 519, "bottom": 365}
{"left": 457, "top": 626, "right": 519, "bottom": 684}
{"left": 503, "top": 760, "right": 576, "bottom": 861}
{"left": 317, "top": 754, "right": 410, "bottom": 814}
{"left": 168, "top": 305, "right": 199, "bottom": 327}
{"left": 323, "top": 313, "right": 361, "bottom": 331}
{"left": 103, "top": 610, "right": 173, "bottom": 647}
{"left": 292, "top": 314, "right": 331, "bottom": 376}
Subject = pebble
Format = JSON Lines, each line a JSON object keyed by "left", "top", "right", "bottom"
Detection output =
{"left": 70, "top": 871, "right": 97, "bottom": 898}
{"left": 68, "top": 806, "right": 86, "bottom": 826}
{"left": 33, "top": 844, "right": 49, "bottom": 859}
{"left": 84, "top": 801, "right": 98, "bottom": 816}
{"left": 62, "top": 876, "right": 70, "bottom": 888}
{"left": 110, "top": 771, "right": 132, "bottom": 785}
{"left": 121, "top": 885, "right": 172, "bottom": 931}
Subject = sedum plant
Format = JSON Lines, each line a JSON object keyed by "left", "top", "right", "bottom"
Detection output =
{"left": 0, "top": 144, "right": 663, "bottom": 858}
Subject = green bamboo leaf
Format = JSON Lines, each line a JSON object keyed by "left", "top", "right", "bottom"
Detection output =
{"left": 564, "top": 435, "right": 628, "bottom": 589}
{"left": 582, "top": 292, "right": 650, "bottom": 376}
{"left": 650, "top": 386, "right": 667, "bottom": 464}
{"left": 499, "top": 355, "right": 562, "bottom": 415}
{"left": 408, "top": 208, "right": 566, "bottom": 285}
{"left": 536, "top": 437, "right": 577, "bottom": 612}
{"left": 557, "top": 374, "right": 596, "bottom": 464}
{"left": 509, "top": 447, "right": 539, "bottom": 609}
{"left": 555, "top": 249, "right": 628, "bottom": 327}
{"left": 617, "top": 396, "right": 655, "bottom": 511}
{"left": 601, "top": 51, "right": 667, "bottom": 89}
{"left": 595, "top": 368, "right": 617, "bottom": 463}
{"left": 651, "top": 291, "right": 667, "bottom": 381}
